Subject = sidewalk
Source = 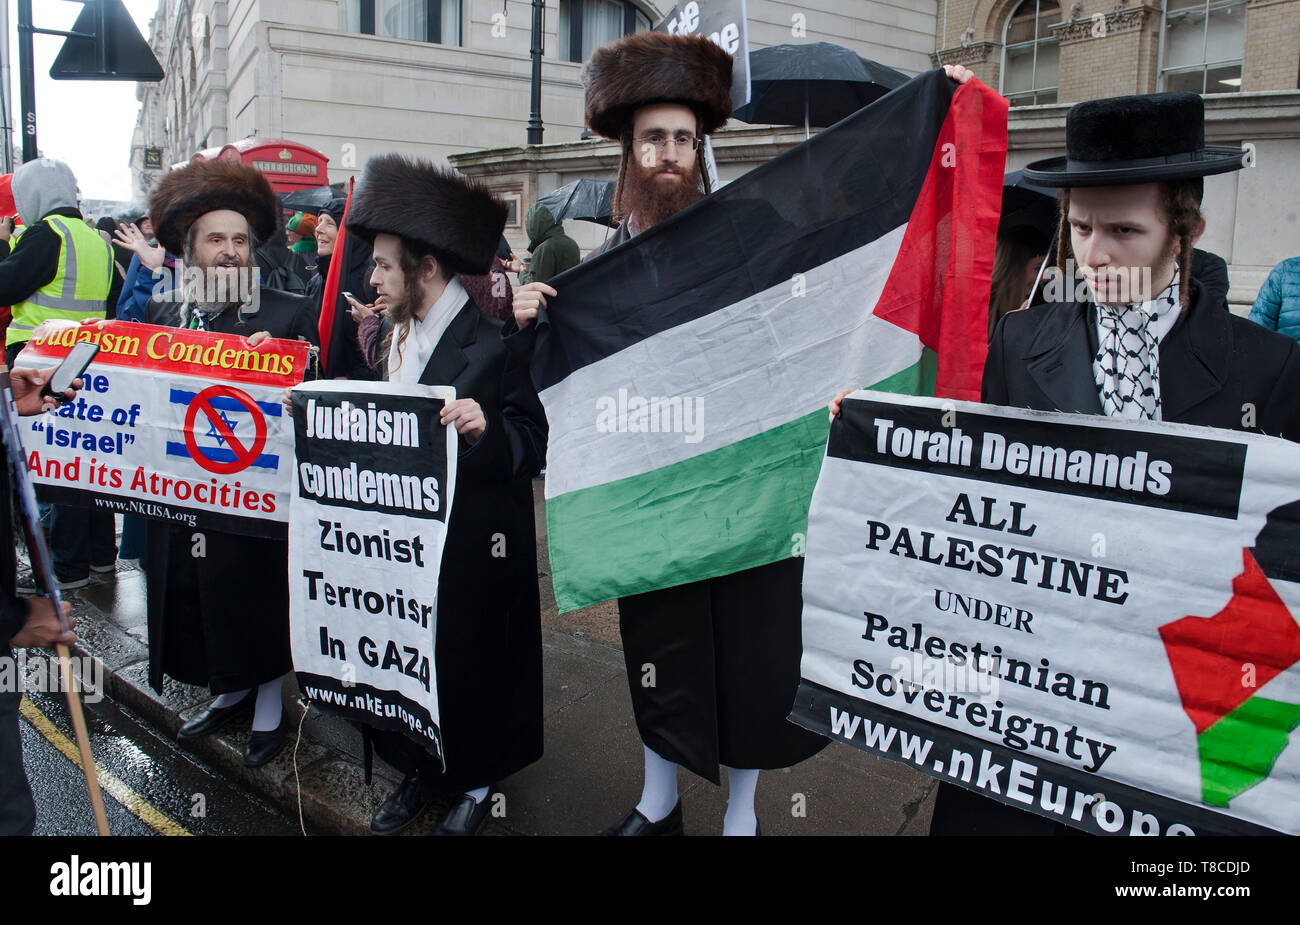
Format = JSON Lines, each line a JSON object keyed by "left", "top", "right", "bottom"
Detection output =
{"left": 48, "top": 487, "right": 938, "bottom": 836}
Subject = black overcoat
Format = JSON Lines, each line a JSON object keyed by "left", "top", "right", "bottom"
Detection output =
{"left": 143, "top": 288, "right": 319, "bottom": 694}
{"left": 369, "top": 297, "right": 547, "bottom": 793}
{"left": 932, "top": 276, "right": 1300, "bottom": 835}
{"left": 519, "top": 219, "right": 827, "bottom": 785}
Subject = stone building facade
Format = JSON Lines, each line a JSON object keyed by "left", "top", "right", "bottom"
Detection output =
{"left": 130, "top": 0, "right": 937, "bottom": 201}
{"left": 932, "top": 0, "right": 1300, "bottom": 307}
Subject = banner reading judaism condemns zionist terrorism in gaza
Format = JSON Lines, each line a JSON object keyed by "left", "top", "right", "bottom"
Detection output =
{"left": 288, "top": 381, "right": 457, "bottom": 763}
{"left": 792, "top": 391, "right": 1300, "bottom": 836}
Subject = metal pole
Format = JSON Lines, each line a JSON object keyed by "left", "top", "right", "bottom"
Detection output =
{"left": 526, "top": 0, "right": 544, "bottom": 144}
{"left": 16, "top": 0, "right": 35, "bottom": 162}
{"left": 0, "top": 0, "right": 12, "bottom": 173}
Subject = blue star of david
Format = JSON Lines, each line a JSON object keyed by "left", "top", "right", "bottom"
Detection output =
{"left": 205, "top": 411, "right": 238, "bottom": 446}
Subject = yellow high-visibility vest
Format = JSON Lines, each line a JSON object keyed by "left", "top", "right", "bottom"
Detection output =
{"left": 7, "top": 215, "right": 111, "bottom": 346}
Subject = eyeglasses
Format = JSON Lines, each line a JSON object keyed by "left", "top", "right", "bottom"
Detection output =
{"left": 633, "top": 132, "right": 702, "bottom": 152}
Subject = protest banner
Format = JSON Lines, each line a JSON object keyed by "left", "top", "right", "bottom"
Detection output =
{"left": 791, "top": 391, "right": 1300, "bottom": 835}
{"left": 531, "top": 71, "right": 1004, "bottom": 611}
{"left": 288, "top": 381, "right": 457, "bottom": 762}
{"left": 15, "top": 320, "right": 309, "bottom": 537}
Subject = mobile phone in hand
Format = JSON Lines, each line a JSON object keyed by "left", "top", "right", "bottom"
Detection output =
{"left": 41, "top": 342, "right": 99, "bottom": 400}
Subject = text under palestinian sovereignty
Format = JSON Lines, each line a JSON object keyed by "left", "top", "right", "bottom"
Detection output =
{"left": 288, "top": 381, "right": 457, "bottom": 761}
{"left": 15, "top": 321, "right": 309, "bottom": 537}
{"left": 792, "top": 390, "right": 1300, "bottom": 835}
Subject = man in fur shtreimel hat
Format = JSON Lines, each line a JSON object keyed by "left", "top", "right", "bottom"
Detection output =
{"left": 509, "top": 33, "right": 956, "bottom": 839}
{"left": 142, "top": 157, "right": 319, "bottom": 768}
{"left": 342, "top": 154, "right": 548, "bottom": 837}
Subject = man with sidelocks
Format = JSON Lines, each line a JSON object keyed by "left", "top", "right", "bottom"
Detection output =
{"left": 517, "top": 30, "right": 977, "bottom": 835}
{"left": 835, "top": 91, "right": 1300, "bottom": 834}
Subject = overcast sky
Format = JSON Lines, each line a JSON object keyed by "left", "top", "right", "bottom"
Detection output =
{"left": 5, "top": 0, "right": 157, "bottom": 205}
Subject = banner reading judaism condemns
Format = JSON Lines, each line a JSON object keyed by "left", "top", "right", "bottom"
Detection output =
{"left": 288, "top": 382, "right": 457, "bottom": 763}
{"left": 530, "top": 71, "right": 1007, "bottom": 612}
{"left": 15, "top": 320, "right": 310, "bottom": 537}
{"left": 792, "top": 391, "right": 1300, "bottom": 835}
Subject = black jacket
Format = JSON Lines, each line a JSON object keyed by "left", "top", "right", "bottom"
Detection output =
{"left": 368, "top": 297, "right": 548, "bottom": 791}
{"left": 142, "top": 287, "right": 319, "bottom": 693}
{"left": 0, "top": 207, "right": 85, "bottom": 308}
{"left": 984, "top": 275, "right": 1300, "bottom": 439}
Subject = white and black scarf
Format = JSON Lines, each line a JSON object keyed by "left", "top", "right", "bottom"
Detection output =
{"left": 1092, "top": 273, "right": 1180, "bottom": 421}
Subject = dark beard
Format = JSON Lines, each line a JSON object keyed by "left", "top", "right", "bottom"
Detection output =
{"left": 620, "top": 158, "right": 704, "bottom": 230}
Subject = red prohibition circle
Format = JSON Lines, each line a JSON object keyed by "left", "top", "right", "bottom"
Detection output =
{"left": 183, "top": 385, "right": 268, "bottom": 475}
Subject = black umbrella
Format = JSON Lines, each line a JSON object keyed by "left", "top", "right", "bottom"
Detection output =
{"left": 537, "top": 178, "right": 617, "bottom": 228}
{"left": 279, "top": 185, "right": 335, "bottom": 215}
{"left": 730, "top": 42, "right": 910, "bottom": 136}
{"left": 1002, "top": 170, "right": 1059, "bottom": 238}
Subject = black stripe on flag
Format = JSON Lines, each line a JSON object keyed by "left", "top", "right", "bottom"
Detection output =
{"left": 531, "top": 71, "right": 958, "bottom": 394}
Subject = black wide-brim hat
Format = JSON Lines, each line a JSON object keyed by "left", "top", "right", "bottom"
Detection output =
{"left": 1022, "top": 92, "right": 1247, "bottom": 188}
{"left": 346, "top": 154, "right": 507, "bottom": 277}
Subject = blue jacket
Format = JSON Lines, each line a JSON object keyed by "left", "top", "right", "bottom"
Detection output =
{"left": 1249, "top": 257, "right": 1300, "bottom": 342}
{"left": 116, "top": 250, "right": 176, "bottom": 322}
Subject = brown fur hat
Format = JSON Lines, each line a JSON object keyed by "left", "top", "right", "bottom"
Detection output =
{"left": 346, "top": 154, "right": 507, "bottom": 276}
{"left": 583, "top": 32, "right": 733, "bottom": 141}
{"left": 149, "top": 159, "right": 278, "bottom": 255}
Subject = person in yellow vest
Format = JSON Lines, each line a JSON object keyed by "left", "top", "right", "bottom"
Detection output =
{"left": 0, "top": 158, "right": 117, "bottom": 591}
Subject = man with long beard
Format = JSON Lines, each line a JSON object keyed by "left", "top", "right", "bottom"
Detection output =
{"left": 512, "top": 32, "right": 833, "bottom": 837}
{"left": 143, "top": 159, "right": 318, "bottom": 766}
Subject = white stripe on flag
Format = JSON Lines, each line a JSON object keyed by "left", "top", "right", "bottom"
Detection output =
{"left": 540, "top": 224, "right": 917, "bottom": 499}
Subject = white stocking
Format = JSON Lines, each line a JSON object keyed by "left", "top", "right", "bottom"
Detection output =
{"left": 634, "top": 745, "right": 679, "bottom": 823}
{"left": 722, "top": 767, "right": 759, "bottom": 836}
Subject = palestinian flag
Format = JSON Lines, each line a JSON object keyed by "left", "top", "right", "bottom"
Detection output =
{"left": 1159, "top": 500, "right": 1300, "bottom": 808}
{"left": 531, "top": 72, "right": 1008, "bottom": 612}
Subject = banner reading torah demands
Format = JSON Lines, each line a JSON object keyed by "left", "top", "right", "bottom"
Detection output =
{"left": 288, "top": 381, "right": 457, "bottom": 762}
{"left": 15, "top": 320, "right": 309, "bottom": 537}
{"left": 791, "top": 391, "right": 1300, "bottom": 836}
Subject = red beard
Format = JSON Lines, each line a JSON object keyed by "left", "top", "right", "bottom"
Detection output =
{"left": 620, "top": 157, "right": 704, "bottom": 230}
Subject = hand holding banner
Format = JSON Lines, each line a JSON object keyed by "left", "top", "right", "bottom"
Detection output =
{"left": 793, "top": 391, "right": 1300, "bottom": 835}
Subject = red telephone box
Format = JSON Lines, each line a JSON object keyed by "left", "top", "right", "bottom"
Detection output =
{"left": 186, "top": 137, "right": 329, "bottom": 193}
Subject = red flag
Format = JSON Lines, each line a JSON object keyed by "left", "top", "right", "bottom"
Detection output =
{"left": 317, "top": 177, "right": 355, "bottom": 364}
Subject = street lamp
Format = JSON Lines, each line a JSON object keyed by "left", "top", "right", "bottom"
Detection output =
{"left": 526, "top": 0, "right": 544, "bottom": 144}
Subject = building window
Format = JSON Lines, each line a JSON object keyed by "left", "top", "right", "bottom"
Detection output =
{"left": 558, "top": 0, "right": 650, "bottom": 64}
{"left": 340, "top": 0, "right": 461, "bottom": 46}
{"left": 1160, "top": 0, "right": 1245, "bottom": 93}
{"left": 1000, "top": 0, "right": 1060, "bottom": 106}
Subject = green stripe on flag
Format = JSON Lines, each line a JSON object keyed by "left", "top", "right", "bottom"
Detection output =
{"left": 1198, "top": 695, "right": 1300, "bottom": 807}
{"left": 546, "top": 354, "right": 936, "bottom": 613}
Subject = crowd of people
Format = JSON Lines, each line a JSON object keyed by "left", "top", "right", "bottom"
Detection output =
{"left": 2, "top": 29, "right": 1298, "bottom": 839}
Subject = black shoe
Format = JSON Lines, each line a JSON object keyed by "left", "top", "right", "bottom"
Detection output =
{"left": 601, "top": 801, "right": 684, "bottom": 836}
{"left": 177, "top": 695, "right": 254, "bottom": 742}
{"left": 370, "top": 773, "right": 436, "bottom": 835}
{"left": 430, "top": 789, "right": 496, "bottom": 836}
{"left": 244, "top": 719, "right": 287, "bottom": 767}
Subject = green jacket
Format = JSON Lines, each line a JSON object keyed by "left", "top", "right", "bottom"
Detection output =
{"left": 519, "top": 205, "right": 580, "bottom": 285}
